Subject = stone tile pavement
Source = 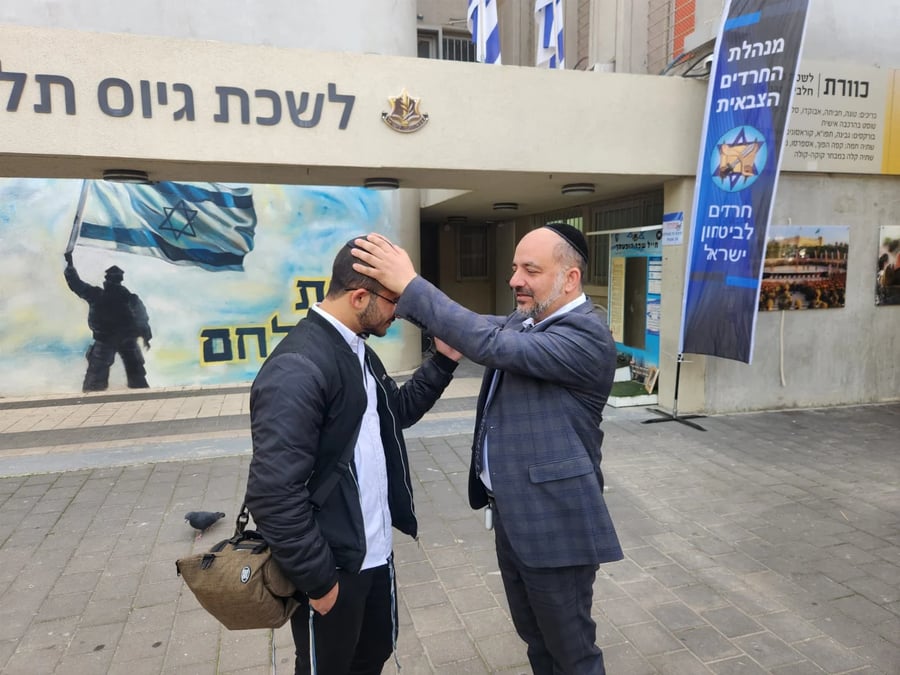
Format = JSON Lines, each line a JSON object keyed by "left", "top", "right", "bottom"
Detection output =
{"left": 0, "top": 370, "right": 898, "bottom": 674}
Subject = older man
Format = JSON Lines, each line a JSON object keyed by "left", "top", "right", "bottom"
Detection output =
{"left": 352, "top": 225, "right": 622, "bottom": 675}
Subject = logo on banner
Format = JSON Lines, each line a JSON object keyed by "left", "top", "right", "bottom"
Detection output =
{"left": 712, "top": 125, "right": 768, "bottom": 192}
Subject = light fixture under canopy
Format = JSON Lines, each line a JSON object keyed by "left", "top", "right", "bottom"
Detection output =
{"left": 102, "top": 169, "right": 151, "bottom": 184}
{"left": 561, "top": 183, "right": 596, "bottom": 195}
{"left": 364, "top": 177, "right": 400, "bottom": 190}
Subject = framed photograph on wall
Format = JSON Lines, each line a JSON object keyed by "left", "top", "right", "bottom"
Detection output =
{"left": 758, "top": 225, "right": 849, "bottom": 311}
{"left": 876, "top": 225, "right": 900, "bottom": 306}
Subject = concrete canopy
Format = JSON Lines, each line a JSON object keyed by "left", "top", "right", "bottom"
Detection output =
{"left": 0, "top": 23, "right": 705, "bottom": 222}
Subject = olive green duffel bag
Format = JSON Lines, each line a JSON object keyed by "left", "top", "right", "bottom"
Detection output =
{"left": 176, "top": 506, "right": 299, "bottom": 630}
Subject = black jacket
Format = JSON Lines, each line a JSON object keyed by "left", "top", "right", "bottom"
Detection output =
{"left": 245, "top": 310, "right": 456, "bottom": 599}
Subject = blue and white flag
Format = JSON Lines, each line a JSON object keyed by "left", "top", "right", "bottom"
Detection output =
{"left": 679, "top": 0, "right": 811, "bottom": 363}
{"left": 535, "top": 0, "right": 565, "bottom": 69}
{"left": 75, "top": 181, "right": 257, "bottom": 271}
{"left": 467, "top": 0, "right": 502, "bottom": 65}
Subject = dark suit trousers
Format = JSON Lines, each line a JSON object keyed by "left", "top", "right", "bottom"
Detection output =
{"left": 494, "top": 508, "right": 605, "bottom": 675}
{"left": 290, "top": 563, "right": 395, "bottom": 675}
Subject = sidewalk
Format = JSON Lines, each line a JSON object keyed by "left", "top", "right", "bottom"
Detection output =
{"left": 0, "top": 368, "right": 898, "bottom": 674}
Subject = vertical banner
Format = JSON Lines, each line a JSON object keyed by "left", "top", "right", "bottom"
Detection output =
{"left": 679, "top": 0, "right": 812, "bottom": 363}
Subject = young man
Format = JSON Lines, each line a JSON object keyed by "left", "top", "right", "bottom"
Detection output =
{"left": 245, "top": 240, "right": 460, "bottom": 675}
{"left": 352, "top": 226, "right": 622, "bottom": 675}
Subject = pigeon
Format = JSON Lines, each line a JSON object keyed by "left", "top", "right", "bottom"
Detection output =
{"left": 185, "top": 511, "right": 226, "bottom": 540}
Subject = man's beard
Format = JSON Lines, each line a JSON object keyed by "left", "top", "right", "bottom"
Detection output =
{"left": 358, "top": 296, "right": 388, "bottom": 337}
{"left": 519, "top": 271, "right": 566, "bottom": 319}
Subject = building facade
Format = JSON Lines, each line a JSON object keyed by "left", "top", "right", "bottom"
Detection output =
{"left": 0, "top": 0, "right": 897, "bottom": 412}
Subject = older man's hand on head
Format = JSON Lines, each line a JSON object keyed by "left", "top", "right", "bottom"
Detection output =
{"left": 351, "top": 233, "right": 418, "bottom": 295}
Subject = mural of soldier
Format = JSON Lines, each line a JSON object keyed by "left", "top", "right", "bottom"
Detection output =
{"left": 64, "top": 252, "right": 152, "bottom": 391}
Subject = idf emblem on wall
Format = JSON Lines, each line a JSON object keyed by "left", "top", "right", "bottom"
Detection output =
{"left": 382, "top": 89, "right": 429, "bottom": 133}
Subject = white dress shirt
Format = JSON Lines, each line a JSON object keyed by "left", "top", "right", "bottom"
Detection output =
{"left": 311, "top": 305, "right": 392, "bottom": 570}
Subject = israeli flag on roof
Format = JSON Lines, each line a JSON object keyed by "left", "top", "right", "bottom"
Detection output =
{"left": 76, "top": 180, "right": 257, "bottom": 271}
{"left": 535, "top": 0, "right": 565, "bottom": 69}
{"left": 467, "top": 0, "right": 502, "bottom": 64}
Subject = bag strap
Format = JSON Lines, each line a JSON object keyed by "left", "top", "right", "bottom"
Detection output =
{"left": 236, "top": 412, "right": 364, "bottom": 536}
{"left": 234, "top": 503, "right": 250, "bottom": 536}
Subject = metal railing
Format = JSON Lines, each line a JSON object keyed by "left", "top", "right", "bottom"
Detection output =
{"left": 648, "top": 0, "right": 697, "bottom": 74}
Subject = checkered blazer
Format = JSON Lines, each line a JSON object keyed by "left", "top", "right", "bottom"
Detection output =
{"left": 397, "top": 277, "right": 623, "bottom": 568}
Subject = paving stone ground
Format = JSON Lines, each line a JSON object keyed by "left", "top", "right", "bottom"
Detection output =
{"left": 0, "top": 367, "right": 897, "bottom": 674}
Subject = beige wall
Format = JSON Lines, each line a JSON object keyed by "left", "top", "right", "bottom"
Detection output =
{"left": 0, "top": 23, "right": 704, "bottom": 185}
{"left": 3, "top": 21, "right": 898, "bottom": 411}
{"left": 0, "top": 0, "right": 419, "bottom": 55}
{"left": 371, "top": 190, "right": 425, "bottom": 372}
{"left": 660, "top": 178, "right": 706, "bottom": 413}
{"left": 659, "top": 173, "right": 900, "bottom": 415}
{"left": 705, "top": 173, "right": 900, "bottom": 412}
{"left": 494, "top": 220, "right": 518, "bottom": 315}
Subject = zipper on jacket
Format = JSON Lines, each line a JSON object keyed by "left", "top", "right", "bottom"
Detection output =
{"left": 368, "top": 354, "right": 417, "bottom": 522}
{"left": 348, "top": 463, "right": 367, "bottom": 550}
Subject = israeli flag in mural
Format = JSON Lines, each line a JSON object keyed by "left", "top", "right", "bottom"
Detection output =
{"left": 77, "top": 181, "right": 257, "bottom": 271}
{"left": 679, "top": 0, "right": 811, "bottom": 363}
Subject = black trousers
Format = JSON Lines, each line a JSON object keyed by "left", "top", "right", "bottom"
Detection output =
{"left": 494, "top": 508, "right": 604, "bottom": 675}
{"left": 290, "top": 563, "right": 395, "bottom": 675}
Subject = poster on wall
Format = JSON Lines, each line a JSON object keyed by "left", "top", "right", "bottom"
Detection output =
{"left": 877, "top": 225, "right": 900, "bottom": 306}
{"left": 782, "top": 60, "right": 896, "bottom": 176}
{"left": 662, "top": 211, "right": 684, "bottom": 246}
{"left": 758, "top": 225, "right": 849, "bottom": 311}
{"left": 0, "top": 177, "right": 399, "bottom": 396}
{"left": 607, "top": 227, "right": 662, "bottom": 373}
{"left": 608, "top": 257, "right": 626, "bottom": 341}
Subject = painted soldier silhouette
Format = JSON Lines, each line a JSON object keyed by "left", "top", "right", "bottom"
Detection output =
{"left": 64, "top": 253, "right": 152, "bottom": 391}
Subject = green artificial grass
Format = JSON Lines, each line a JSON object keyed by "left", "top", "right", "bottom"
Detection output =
{"left": 611, "top": 380, "right": 651, "bottom": 397}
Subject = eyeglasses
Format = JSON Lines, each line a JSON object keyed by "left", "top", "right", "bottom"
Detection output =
{"left": 344, "top": 288, "right": 398, "bottom": 305}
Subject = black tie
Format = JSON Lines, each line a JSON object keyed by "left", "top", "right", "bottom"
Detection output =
{"left": 474, "top": 369, "right": 498, "bottom": 478}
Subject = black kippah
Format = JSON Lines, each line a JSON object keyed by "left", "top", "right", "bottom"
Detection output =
{"left": 541, "top": 222, "right": 589, "bottom": 264}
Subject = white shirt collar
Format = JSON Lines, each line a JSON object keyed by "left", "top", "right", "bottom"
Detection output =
{"left": 530, "top": 292, "right": 587, "bottom": 328}
{"left": 311, "top": 304, "right": 364, "bottom": 353}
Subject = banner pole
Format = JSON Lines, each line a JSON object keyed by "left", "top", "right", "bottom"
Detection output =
{"left": 642, "top": 353, "right": 707, "bottom": 431}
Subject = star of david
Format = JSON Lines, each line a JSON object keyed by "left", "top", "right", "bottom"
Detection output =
{"left": 159, "top": 200, "right": 198, "bottom": 240}
{"left": 716, "top": 128, "right": 764, "bottom": 189}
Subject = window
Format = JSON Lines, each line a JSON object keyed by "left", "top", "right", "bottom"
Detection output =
{"left": 442, "top": 33, "right": 476, "bottom": 62}
{"left": 418, "top": 31, "right": 438, "bottom": 59}
{"left": 417, "top": 29, "right": 476, "bottom": 62}
{"left": 648, "top": 0, "right": 698, "bottom": 75}
{"left": 587, "top": 192, "right": 663, "bottom": 286}
{"left": 458, "top": 225, "right": 489, "bottom": 279}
